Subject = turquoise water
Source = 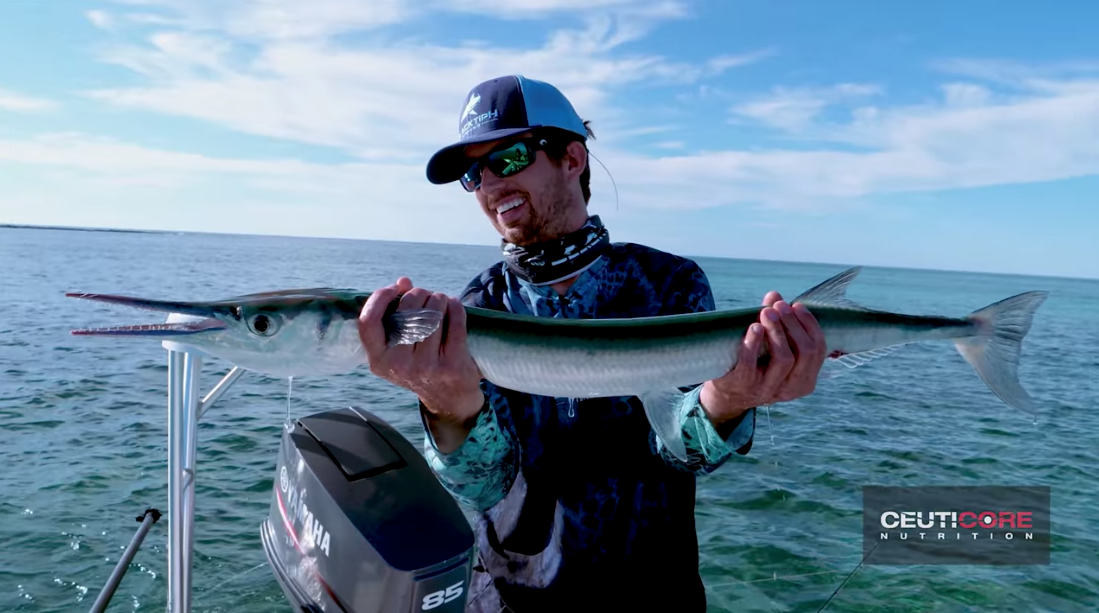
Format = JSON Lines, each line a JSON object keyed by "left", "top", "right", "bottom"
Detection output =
{"left": 1, "top": 226, "right": 1097, "bottom": 612}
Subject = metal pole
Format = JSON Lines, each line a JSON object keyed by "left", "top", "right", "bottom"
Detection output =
{"left": 199, "top": 366, "right": 244, "bottom": 420}
{"left": 167, "top": 349, "right": 186, "bottom": 613}
{"left": 184, "top": 366, "right": 246, "bottom": 492}
{"left": 160, "top": 333, "right": 244, "bottom": 613}
{"left": 87, "top": 509, "right": 162, "bottom": 613}
{"left": 181, "top": 353, "right": 202, "bottom": 612}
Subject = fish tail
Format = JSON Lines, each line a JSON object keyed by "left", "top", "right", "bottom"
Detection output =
{"left": 954, "top": 291, "right": 1049, "bottom": 418}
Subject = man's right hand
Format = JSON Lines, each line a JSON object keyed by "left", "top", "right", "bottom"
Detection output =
{"left": 357, "top": 276, "right": 485, "bottom": 453}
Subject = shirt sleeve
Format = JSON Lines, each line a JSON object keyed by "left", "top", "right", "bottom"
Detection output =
{"left": 654, "top": 386, "right": 756, "bottom": 473}
{"left": 419, "top": 271, "right": 524, "bottom": 512}
{"left": 420, "top": 380, "right": 522, "bottom": 512}
{"left": 653, "top": 259, "right": 756, "bottom": 473}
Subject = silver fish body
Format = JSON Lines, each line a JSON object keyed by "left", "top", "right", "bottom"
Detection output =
{"left": 462, "top": 303, "right": 970, "bottom": 399}
{"left": 67, "top": 267, "right": 1049, "bottom": 460}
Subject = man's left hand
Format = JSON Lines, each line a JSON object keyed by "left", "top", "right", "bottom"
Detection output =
{"left": 700, "top": 291, "right": 828, "bottom": 431}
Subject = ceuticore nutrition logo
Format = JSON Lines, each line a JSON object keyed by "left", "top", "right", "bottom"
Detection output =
{"left": 880, "top": 509, "right": 1035, "bottom": 537}
{"left": 862, "top": 486, "right": 1050, "bottom": 565}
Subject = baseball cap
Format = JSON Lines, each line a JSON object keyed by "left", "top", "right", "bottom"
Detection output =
{"left": 425, "top": 75, "right": 588, "bottom": 185}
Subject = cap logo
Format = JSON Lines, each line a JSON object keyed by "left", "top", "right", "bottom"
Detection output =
{"left": 459, "top": 95, "right": 499, "bottom": 140}
{"left": 462, "top": 92, "right": 481, "bottom": 119}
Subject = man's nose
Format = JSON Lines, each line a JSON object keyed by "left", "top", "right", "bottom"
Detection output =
{"left": 478, "top": 165, "right": 504, "bottom": 193}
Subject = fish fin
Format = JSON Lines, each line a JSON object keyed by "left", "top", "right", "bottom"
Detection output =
{"left": 639, "top": 388, "right": 689, "bottom": 462}
{"left": 793, "top": 266, "right": 868, "bottom": 310}
{"left": 955, "top": 291, "right": 1049, "bottom": 419}
{"left": 833, "top": 344, "right": 909, "bottom": 369}
{"left": 384, "top": 308, "right": 444, "bottom": 347}
{"left": 819, "top": 344, "right": 909, "bottom": 380}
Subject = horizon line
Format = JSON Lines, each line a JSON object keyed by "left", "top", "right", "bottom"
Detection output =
{"left": 2, "top": 222, "right": 1094, "bottom": 283}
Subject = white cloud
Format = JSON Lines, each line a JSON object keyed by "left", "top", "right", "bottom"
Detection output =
{"left": 934, "top": 57, "right": 1099, "bottom": 85}
{"left": 932, "top": 58, "right": 1099, "bottom": 99}
{"left": 0, "top": 88, "right": 59, "bottom": 112}
{"left": 612, "top": 82, "right": 1099, "bottom": 210}
{"left": 0, "top": 132, "right": 501, "bottom": 244}
{"left": 0, "top": 132, "right": 442, "bottom": 212}
{"left": 86, "top": 10, "right": 113, "bottom": 30}
{"left": 9, "top": 69, "right": 1098, "bottom": 224}
{"left": 445, "top": 0, "right": 684, "bottom": 20}
{"left": 705, "top": 48, "right": 778, "bottom": 75}
{"left": 100, "top": 0, "right": 410, "bottom": 40}
{"left": 1, "top": 132, "right": 306, "bottom": 176}
{"left": 707, "top": 61, "right": 1099, "bottom": 211}
{"left": 214, "top": 0, "right": 413, "bottom": 40}
{"left": 941, "top": 83, "right": 992, "bottom": 108}
{"left": 102, "top": 0, "right": 688, "bottom": 40}
{"left": 3, "top": 1, "right": 1095, "bottom": 230}
{"left": 121, "top": 12, "right": 186, "bottom": 27}
{"left": 731, "top": 83, "right": 883, "bottom": 132}
{"left": 85, "top": 4, "right": 757, "bottom": 160}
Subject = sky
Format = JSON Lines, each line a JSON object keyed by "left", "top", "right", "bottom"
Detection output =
{"left": 0, "top": 0, "right": 1096, "bottom": 279}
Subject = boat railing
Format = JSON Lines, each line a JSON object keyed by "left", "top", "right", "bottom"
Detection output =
{"left": 88, "top": 321, "right": 247, "bottom": 613}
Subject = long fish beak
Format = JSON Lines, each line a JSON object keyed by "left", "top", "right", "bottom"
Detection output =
{"left": 66, "top": 292, "right": 229, "bottom": 337}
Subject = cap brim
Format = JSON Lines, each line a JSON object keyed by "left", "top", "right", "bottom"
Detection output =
{"left": 425, "top": 127, "right": 538, "bottom": 185}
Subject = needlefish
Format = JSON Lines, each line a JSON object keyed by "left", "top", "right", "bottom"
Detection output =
{"left": 66, "top": 267, "right": 1048, "bottom": 461}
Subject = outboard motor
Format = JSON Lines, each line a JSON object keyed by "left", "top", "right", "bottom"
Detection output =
{"left": 260, "top": 406, "right": 476, "bottom": 613}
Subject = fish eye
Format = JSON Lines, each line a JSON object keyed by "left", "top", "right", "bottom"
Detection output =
{"left": 246, "top": 312, "right": 281, "bottom": 337}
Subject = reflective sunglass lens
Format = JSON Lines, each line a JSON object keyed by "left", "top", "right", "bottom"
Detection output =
{"left": 458, "top": 140, "right": 539, "bottom": 191}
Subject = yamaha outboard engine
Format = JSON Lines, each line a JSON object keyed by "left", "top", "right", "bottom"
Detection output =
{"left": 261, "top": 406, "right": 475, "bottom": 612}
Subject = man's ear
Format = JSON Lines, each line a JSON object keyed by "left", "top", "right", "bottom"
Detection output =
{"left": 564, "top": 140, "right": 587, "bottom": 178}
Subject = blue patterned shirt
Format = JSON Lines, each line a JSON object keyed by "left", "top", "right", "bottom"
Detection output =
{"left": 419, "top": 241, "right": 755, "bottom": 612}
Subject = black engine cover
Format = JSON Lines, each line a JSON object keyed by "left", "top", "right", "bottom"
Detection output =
{"left": 261, "top": 406, "right": 475, "bottom": 613}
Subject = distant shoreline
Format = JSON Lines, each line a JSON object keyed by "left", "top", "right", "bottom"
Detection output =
{"left": 0, "top": 223, "right": 170, "bottom": 235}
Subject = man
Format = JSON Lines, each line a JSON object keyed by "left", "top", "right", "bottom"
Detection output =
{"left": 358, "top": 75, "right": 827, "bottom": 612}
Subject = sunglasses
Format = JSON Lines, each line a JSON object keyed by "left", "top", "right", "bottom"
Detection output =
{"left": 459, "top": 137, "right": 549, "bottom": 192}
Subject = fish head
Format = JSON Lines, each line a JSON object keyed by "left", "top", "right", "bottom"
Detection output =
{"left": 67, "top": 288, "right": 370, "bottom": 377}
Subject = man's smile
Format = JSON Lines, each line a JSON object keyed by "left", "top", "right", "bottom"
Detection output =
{"left": 495, "top": 196, "right": 527, "bottom": 223}
{"left": 496, "top": 197, "right": 524, "bottom": 214}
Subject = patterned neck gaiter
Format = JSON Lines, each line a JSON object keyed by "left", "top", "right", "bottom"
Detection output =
{"left": 501, "top": 215, "right": 611, "bottom": 286}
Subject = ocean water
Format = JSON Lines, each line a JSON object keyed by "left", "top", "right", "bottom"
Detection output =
{"left": 1, "top": 226, "right": 1097, "bottom": 613}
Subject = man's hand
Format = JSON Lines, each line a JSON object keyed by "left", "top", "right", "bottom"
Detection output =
{"left": 700, "top": 291, "right": 828, "bottom": 431}
{"left": 357, "top": 277, "right": 485, "bottom": 453}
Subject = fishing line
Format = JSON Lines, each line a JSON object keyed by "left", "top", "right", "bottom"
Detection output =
{"left": 202, "top": 562, "right": 268, "bottom": 592}
{"left": 762, "top": 403, "right": 775, "bottom": 445}
{"left": 285, "top": 376, "right": 294, "bottom": 428}
{"left": 814, "top": 541, "right": 880, "bottom": 613}
{"left": 706, "top": 569, "right": 847, "bottom": 588}
{"left": 588, "top": 151, "right": 619, "bottom": 213}
{"left": 705, "top": 543, "right": 879, "bottom": 610}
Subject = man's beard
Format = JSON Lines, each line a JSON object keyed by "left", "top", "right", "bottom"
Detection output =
{"left": 502, "top": 175, "right": 574, "bottom": 246}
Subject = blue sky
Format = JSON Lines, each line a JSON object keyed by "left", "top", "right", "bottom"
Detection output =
{"left": 0, "top": 0, "right": 1096, "bottom": 279}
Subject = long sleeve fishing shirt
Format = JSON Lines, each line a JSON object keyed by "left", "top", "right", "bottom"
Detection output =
{"left": 419, "top": 242, "right": 756, "bottom": 613}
